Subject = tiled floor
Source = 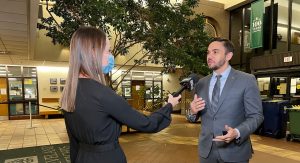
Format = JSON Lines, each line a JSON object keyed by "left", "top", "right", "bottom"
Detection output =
{"left": 0, "top": 114, "right": 300, "bottom": 163}
{"left": 0, "top": 119, "right": 68, "bottom": 150}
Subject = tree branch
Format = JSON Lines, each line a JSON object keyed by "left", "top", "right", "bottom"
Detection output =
{"left": 112, "top": 29, "right": 120, "bottom": 55}
{"left": 46, "top": 1, "right": 61, "bottom": 29}
{"left": 112, "top": 31, "right": 124, "bottom": 56}
{"left": 112, "top": 48, "right": 144, "bottom": 75}
{"left": 113, "top": 51, "right": 150, "bottom": 90}
{"left": 64, "top": 3, "right": 84, "bottom": 25}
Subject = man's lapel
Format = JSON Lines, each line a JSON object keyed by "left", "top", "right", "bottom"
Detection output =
{"left": 214, "top": 68, "right": 237, "bottom": 113}
{"left": 205, "top": 74, "right": 212, "bottom": 108}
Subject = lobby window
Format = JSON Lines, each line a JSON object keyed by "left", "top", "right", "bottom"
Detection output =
{"left": 257, "top": 77, "right": 270, "bottom": 99}
{"left": 229, "top": 0, "right": 273, "bottom": 71}
{"left": 23, "top": 67, "right": 37, "bottom": 77}
{"left": 290, "top": 77, "right": 300, "bottom": 97}
{"left": 270, "top": 77, "right": 287, "bottom": 98}
{"left": 24, "top": 78, "right": 37, "bottom": 100}
{"left": 273, "top": 0, "right": 289, "bottom": 53}
{"left": 7, "top": 66, "right": 21, "bottom": 77}
{"left": 291, "top": 0, "right": 300, "bottom": 51}
{"left": 0, "top": 66, "right": 6, "bottom": 77}
{"left": 230, "top": 8, "right": 243, "bottom": 68}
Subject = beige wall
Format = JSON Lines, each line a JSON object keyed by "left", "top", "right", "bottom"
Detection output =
{"left": 114, "top": 44, "right": 163, "bottom": 68}
{"left": 37, "top": 66, "right": 68, "bottom": 109}
{"left": 35, "top": 29, "right": 70, "bottom": 62}
{"left": 208, "top": 0, "right": 248, "bottom": 9}
{"left": 195, "top": 0, "right": 230, "bottom": 39}
{"left": 34, "top": 4, "right": 68, "bottom": 62}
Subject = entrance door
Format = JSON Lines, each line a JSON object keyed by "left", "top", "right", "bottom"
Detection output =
{"left": 131, "top": 80, "right": 145, "bottom": 110}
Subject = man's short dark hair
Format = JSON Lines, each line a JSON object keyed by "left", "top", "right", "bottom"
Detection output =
{"left": 209, "top": 37, "right": 235, "bottom": 54}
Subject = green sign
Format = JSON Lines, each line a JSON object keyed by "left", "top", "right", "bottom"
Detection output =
{"left": 250, "top": 0, "right": 264, "bottom": 49}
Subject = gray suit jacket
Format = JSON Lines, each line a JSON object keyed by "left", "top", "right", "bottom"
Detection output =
{"left": 188, "top": 68, "right": 264, "bottom": 162}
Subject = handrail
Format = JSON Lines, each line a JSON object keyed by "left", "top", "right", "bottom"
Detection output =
{"left": 31, "top": 102, "right": 61, "bottom": 111}
{"left": 27, "top": 101, "right": 61, "bottom": 128}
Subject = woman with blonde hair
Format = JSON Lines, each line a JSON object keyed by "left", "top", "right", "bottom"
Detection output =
{"left": 61, "top": 26, "right": 181, "bottom": 163}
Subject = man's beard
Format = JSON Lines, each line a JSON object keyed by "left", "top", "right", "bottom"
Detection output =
{"left": 209, "top": 58, "right": 226, "bottom": 71}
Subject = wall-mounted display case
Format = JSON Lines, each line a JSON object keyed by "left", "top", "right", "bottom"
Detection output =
{"left": 0, "top": 65, "right": 38, "bottom": 119}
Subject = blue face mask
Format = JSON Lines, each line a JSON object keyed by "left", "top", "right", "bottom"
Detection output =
{"left": 102, "top": 54, "right": 114, "bottom": 74}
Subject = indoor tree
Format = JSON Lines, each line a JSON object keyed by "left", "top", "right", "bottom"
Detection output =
{"left": 38, "top": 0, "right": 211, "bottom": 89}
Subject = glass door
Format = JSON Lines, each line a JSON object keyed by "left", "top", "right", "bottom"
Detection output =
{"left": 23, "top": 67, "right": 38, "bottom": 115}
{"left": 8, "top": 78, "right": 23, "bottom": 101}
{"left": 8, "top": 78, "right": 24, "bottom": 115}
{"left": 0, "top": 66, "right": 39, "bottom": 119}
{"left": 24, "top": 78, "right": 38, "bottom": 114}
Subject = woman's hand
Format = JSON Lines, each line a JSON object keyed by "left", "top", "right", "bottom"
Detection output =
{"left": 167, "top": 94, "right": 182, "bottom": 107}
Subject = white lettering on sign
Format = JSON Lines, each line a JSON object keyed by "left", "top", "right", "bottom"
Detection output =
{"left": 283, "top": 56, "right": 293, "bottom": 63}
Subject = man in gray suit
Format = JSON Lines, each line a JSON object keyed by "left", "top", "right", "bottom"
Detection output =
{"left": 187, "top": 38, "right": 264, "bottom": 163}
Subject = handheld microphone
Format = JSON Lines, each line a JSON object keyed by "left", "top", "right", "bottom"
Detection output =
{"left": 172, "top": 73, "right": 199, "bottom": 97}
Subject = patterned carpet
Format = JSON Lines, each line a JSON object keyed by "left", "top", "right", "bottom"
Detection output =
{"left": 0, "top": 144, "right": 70, "bottom": 163}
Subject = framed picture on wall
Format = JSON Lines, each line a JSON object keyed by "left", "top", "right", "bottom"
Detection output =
{"left": 60, "top": 86, "right": 64, "bottom": 92}
{"left": 50, "top": 86, "right": 58, "bottom": 92}
{"left": 50, "top": 78, "right": 57, "bottom": 84}
{"left": 60, "top": 78, "right": 66, "bottom": 84}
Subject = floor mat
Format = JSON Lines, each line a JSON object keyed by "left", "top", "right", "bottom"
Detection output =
{"left": 0, "top": 143, "right": 70, "bottom": 163}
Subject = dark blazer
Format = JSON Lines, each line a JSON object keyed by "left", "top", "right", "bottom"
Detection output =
{"left": 64, "top": 78, "right": 173, "bottom": 163}
{"left": 188, "top": 68, "right": 264, "bottom": 162}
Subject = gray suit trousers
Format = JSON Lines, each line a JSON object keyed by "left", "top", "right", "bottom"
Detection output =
{"left": 200, "top": 142, "right": 249, "bottom": 163}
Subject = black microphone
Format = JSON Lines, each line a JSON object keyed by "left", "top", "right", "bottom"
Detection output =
{"left": 172, "top": 73, "right": 199, "bottom": 97}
